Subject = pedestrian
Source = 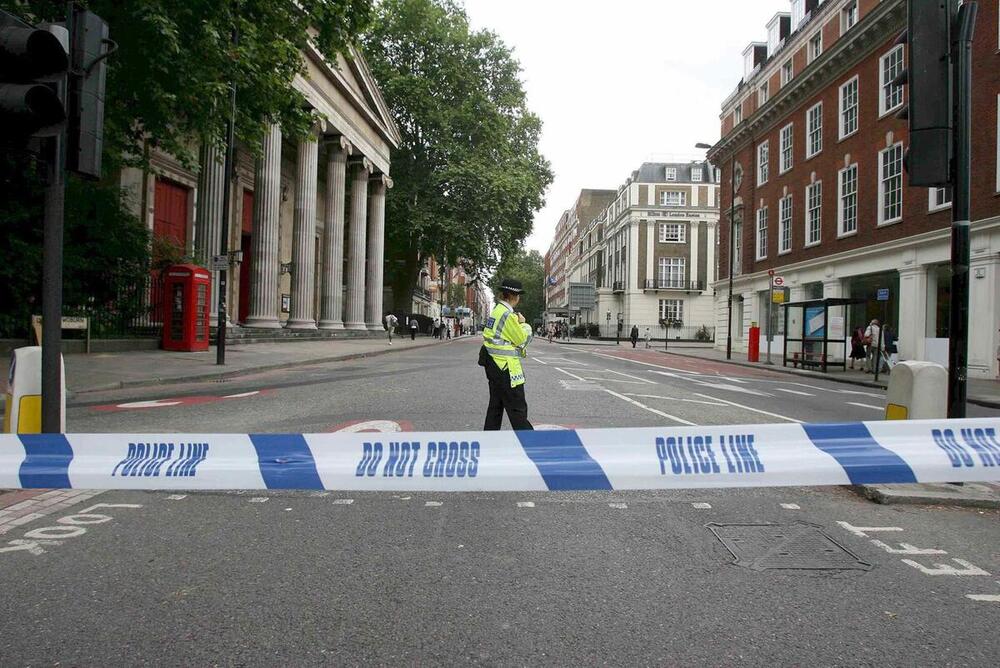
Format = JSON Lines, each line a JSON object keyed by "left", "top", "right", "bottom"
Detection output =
{"left": 849, "top": 326, "right": 866, "bottom": 370}
{"left": 384, "top": 312, "right": 398, "bottom": 345}
{"left": 547, "top": 324, "right": 554, "bottom": 343}
{"left": 409, "top": 318, "right": 418, "bottom": 341}
{"left": 630, "top": 324, "right": 639, "bottom": 348}
{"left": 644, "top": 326, "right": 651, "bottom": 349}
{"left": 479, "top": 278, "right": 534, "bottom": 431}
{"left": 884, "top": 324, "right": 898, "bottom": 371}
{"left": 864, "top": 319, "right": 881, "bottom": 373}
{"left": 446, "top": 321, "right": 451, "bottom": 339}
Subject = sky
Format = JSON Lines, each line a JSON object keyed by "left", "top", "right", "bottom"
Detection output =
{"left": 461, "top": 0, "right": 784, "bottom": 254}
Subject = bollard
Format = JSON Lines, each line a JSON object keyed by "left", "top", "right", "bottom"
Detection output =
{"left": 884, "top": 361, "right": 946, "bottom": 420}
{"left": 3, "top": 346, "right": 65, "bottom": 433}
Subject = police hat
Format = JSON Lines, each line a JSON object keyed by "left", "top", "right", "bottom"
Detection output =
{"left": 499, "top": 278, "right": 525, "bottom": 294}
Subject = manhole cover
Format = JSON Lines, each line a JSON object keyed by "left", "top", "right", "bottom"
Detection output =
{"left": 708, "top": 523, "right": 871, "bottom": 571}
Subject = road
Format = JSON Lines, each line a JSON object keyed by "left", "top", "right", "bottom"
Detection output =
{"left": 2, "top": 338, "right": 999, "bottom": 666}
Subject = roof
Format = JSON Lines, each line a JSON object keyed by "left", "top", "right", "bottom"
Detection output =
{"left": 630, "top": 162, "right": 715, "bottom": 185}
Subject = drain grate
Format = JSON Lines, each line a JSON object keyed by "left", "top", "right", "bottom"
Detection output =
{"left": 708, "top": 523, "right": 871, "bottom": 571}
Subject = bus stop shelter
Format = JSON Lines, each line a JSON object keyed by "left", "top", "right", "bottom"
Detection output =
{"left": 781, "top": 298, "right": 864, "bottom": 373}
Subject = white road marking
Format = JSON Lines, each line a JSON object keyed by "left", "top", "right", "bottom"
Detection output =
{"left": 837, "top": 522, "right": 903, "bottom": 537}
{"left": 533, "top": 357, "right": 549, "bottom": 365}
{"left": 692, "top": 382, "right": 773, "bottom": 397}
{"left": 966, "top": 594, "right": 1000, "bottom": 602}
{"left": 609, "top": 503, "right": 628, "bottom": 509}
{"left": 553, "top": 367, "right": 588, "bottom": 382}
{"left": 249, "top": 497, "right": 269, "bottom": 503}
{"left": 603, "top": 368, "right": 658, "bottom": 385}
{"left": 870, "top": 540, "right": 947, "bottom": 555}
{"left": 601, "top": 389, "right": 697, "bottom": 426}
{"left": 692, "top": 502, "right": 712, "bottom": 509}
{"left": 312, "top": 492, "right": 331, "bottom": 497}
{"left": 166, "top": 494, "right": 187, "bottom": 500}
{"left": 624, "top": 394, "right": 726, "bottom": 406}
{"left": 776, "top": 388, "right": 815, "bottom": 397}
{"left": 223, "top": 391, "right": 261, "bottom": 399}
{"left": 583, "top": 377, "right": 647, "bottom": 384}
{"left": 517, "top": 501, "right": 535, "bottom": 508}
{"left": 692, "top": 392, "right": 804, "bottom": 424}
{"left": 847, "top": 402, "right": 884, "bottom": 411}
{"left": 780, "top": 503, "right": 800, "bottom": 510}
{"left": 901, "top": 558, "right": 990, "bottom": 576}
{"left": 115, "top": 399, "right": 183, "bottom": 409}
{"left": 332, "top": 499, "right": 354, "bottom": 505}
{"left": 425, "top": 501, "right": 443, "bottom": 507}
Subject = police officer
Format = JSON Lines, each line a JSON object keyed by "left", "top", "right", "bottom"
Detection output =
{"left": 479, "top": 278, "right": 534, "bottom": 431}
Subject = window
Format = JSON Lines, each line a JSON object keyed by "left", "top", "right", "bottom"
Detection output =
{"left": 806, "top": 181, "right": 822, "bottom": 246}
{"left": 839, "top": 76, "right": 859, "bottom": 139}
{"left": 781, "top": 60, "right": 793, "bottom": 86}
{"left": 791, "top": 0, "right": 805, "bottom": 29}
{"left": 691, "top": 167, "right": 703, "bottom": 182}
{"left": 732, "top": 221, "right": 743, "bottom": 275}
{"left": 759, "top": 82, "right": 769, "bottom": 106}
{"left": 660, "top": 191, "right": 687, "bottom": 207}
{"left": 658, "top": 257, "right": 686, "bottom": 287}
{"left": 756, "top": 206, "right": 768, "bottom": 260}
{"left": 879, "top": 45, "right": 905, "bottom": 116}
{"left": 714, "top": 167, "right": 721, "bottom": 182}
{"left": 806, "top": 103, "right": 823, "bottom": 158}
{"left": 658, "top": 299, "right": 684, "bottom": 324}
{"left": 808, "top": 32, "right": 823, "bottom": 63}
{"left": 878, "top": 143, "right": 903, "bottom": 224}
{"left": 780, "top": 124, "right": 794, "bottom": 173}
{"left": 659, "top": 223, "right": 686, "bottom": 243}
{"left": 838, "top": 164, "right": 858, "bottom": 236}
{"left": 841, "top": 1, "right": 858, "bottom": 34}
{"left": 778, "top": 195, "right": 792, "bottom": 253}
{"left": 757, "top": 140, "right": 769, "bottom": 185}
{"left": 929, "top": 187, "right": 952, "bottom": 211}
{"left": 734, "top": 104, "right": 743, "bottom": 126}
{"left": 665, "top": 167, "right": 677, "bottom": 181}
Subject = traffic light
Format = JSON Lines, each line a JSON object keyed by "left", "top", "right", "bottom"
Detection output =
{"left": 900, "top": 0, "right": 954, "bottom": 187}
{"left": 0, "top": 9, "right": 68, "bottom": 142}
{"left": 67, "top": 8, "right": 108, "bottom": 179}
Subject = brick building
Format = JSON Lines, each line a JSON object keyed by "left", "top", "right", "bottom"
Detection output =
{"left": 708, "top": 0, "right": 1000, "bottom": 378}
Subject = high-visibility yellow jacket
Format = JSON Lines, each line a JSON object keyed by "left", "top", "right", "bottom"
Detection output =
{"left": 482, "top": 301, "right": 533, "bottom": 387}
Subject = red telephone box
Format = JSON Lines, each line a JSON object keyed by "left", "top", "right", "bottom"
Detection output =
{"left": 162, "top": 264, "right": 211, "bottom": 352}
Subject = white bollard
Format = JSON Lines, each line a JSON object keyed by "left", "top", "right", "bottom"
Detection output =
{"left": 884, "top": 361, "right": 947, "bottom": 420}
{"left": 2, "top": 346, "right": 65, "bottom": 433}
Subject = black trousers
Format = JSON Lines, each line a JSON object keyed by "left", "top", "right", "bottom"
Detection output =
{"left": 480, "top": 347, "right": 533, "bottom": 431}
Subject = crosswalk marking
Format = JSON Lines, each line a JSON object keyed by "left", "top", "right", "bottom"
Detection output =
{"left": 776, "top": 388, "right": 814, "bottom": 397}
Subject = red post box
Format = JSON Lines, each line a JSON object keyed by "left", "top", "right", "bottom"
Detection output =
{"left": 747, "top": 324, "right": 760, "bottom": 362}
{"left": 162, "top": 264, "right": 211, "bottom": 352}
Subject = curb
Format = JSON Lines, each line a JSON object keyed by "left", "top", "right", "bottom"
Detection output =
{"left": 852, "top": 484, "right": 1000, "bottom": 510}
{"left": 659, "top": 349, "right": 1000, "bottom": 410}
{"left": 68, "top": 337, "right": 470, "bottom": 396}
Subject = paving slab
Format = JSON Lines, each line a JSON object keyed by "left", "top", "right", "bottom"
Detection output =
{"left": 854, "top": 482, "right": 1000, "bottom": 509}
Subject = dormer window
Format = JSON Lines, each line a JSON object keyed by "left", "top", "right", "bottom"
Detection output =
{"left": 691, "top": 167, "right": 703, "bottom": 182}
{"left": 791, "top": 0, "right": 805, "bottom": 29}
{"left": 665, "top": 167, "right": 677, "bottom": 181}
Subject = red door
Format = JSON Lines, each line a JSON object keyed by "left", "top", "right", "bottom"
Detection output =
{"left": 239, "top": 190, "right": 254, "bottom": 324}
{"left": 151, "top": 179, "right": 191, "bottom": 322}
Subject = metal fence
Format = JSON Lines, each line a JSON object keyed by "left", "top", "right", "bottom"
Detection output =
{"left": 562, "top": 323, "right": 715, "bottom": 342}
{"left": 64, "top": 270, "right": 164, "bottom": 339}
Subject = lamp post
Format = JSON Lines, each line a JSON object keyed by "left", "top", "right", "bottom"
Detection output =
{"left": 696, "top": 142, "right": 735, "bottom": 360}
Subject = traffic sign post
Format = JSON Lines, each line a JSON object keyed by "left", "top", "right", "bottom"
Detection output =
{"left": 874, "top": 288, "right": 890, "bottom": 383}
{"left": 764, "top": 272, "right": 783, "bottom": 365}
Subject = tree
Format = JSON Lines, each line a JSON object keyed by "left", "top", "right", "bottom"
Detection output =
{"left": 446, "top": 282, "right": 466, "bottom": 309}
{"left": 361, "top": 0, "right": 552, "bottom": 311}
{"left": 492, "top": 248, "right": 544, "bottom": 326}
{"left": 2, "top": 0, "right": 374, "bottom": 167}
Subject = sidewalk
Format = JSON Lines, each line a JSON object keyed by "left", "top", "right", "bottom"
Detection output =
{"left": 5, "top": 334, "right": 468, "bottom": 396}
{"left": 660, "top": 345, "right": 1000, "bottom": 410}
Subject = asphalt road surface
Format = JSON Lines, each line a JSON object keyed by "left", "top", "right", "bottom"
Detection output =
{"left": 2, "top": 339, "right": 999, "bottom": 666}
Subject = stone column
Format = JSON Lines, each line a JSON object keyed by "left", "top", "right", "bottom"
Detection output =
{"left": 365, "top": 174, "right": 392, "bottom": 330}
{"left": 245, "top": 122, "right": 282, "bottom": 328}
{"left": 344, "top": 157, "right": 372, "bottom": 330}
{"left": 319, "top": 137, "right": 351, "bottom": 329}
{"left": 286, "top": 132, "right": 320, "bottom": 329}
{"left": 195, "top": 142, "right": 227, "bottom": 323}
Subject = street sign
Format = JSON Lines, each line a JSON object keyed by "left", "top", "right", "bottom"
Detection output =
{"left": 877, "top": 288, "right": 890, "bottom": 301}
{"left": 211, "top": 255, "right": 229, "bottom": 271}
{"left": 772, "top": 276, "right": 786, "bottom": 288}
{"left": 772, "top": 289, "right": 786, "bottom": 304}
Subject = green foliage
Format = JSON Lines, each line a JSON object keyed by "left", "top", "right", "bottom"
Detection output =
{"left": 446, "top": 282, "right": 466, "bottom": 309}
{"left": 491, "top": 248, "right": 545, "bottom": 325}
{"left": 1, "top": 0, "right": 373, "bottom": 168}
{"left": 362, "top": 0, "right": 552, "bottom": 310}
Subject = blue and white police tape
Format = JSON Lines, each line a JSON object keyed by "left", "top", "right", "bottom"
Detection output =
{"left": 1, "top": 418, "right": 999, "bottom": 491}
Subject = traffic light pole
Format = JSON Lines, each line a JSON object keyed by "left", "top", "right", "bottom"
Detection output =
{"left": 946, "top": 1, "right": 977, "bottom": 419}
{"left": 41, "top": 116, "right": 66, "bottom": 433}
{"left": 216, "top": 27, "right": 238, "bottom": 366}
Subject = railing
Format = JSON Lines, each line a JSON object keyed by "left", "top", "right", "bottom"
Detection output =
{"left": 643, "top": 279, "right": 706, "bottom": 291}
{"left": 596, "top": 323, "right": 716, "bottom": 342}
{"left": 412, "top": 286, "right": 432, "bottom": 302}
{"left": 64, "top": 269, "right": 164, "bottom": 339}
{"left": 612, "top": 281, "right": 625, "bottom": 292}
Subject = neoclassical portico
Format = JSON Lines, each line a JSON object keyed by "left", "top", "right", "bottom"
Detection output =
{"left": 190, "top": 44, "right": 401, "bottom": 335}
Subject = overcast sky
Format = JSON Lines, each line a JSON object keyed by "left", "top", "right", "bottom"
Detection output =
{"left": 461, "top": 0, "right": 783, "bottom": 254}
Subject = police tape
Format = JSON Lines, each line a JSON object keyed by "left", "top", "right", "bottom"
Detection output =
{"left": 1, "top": 418, "right": 999, "bottom": 491}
